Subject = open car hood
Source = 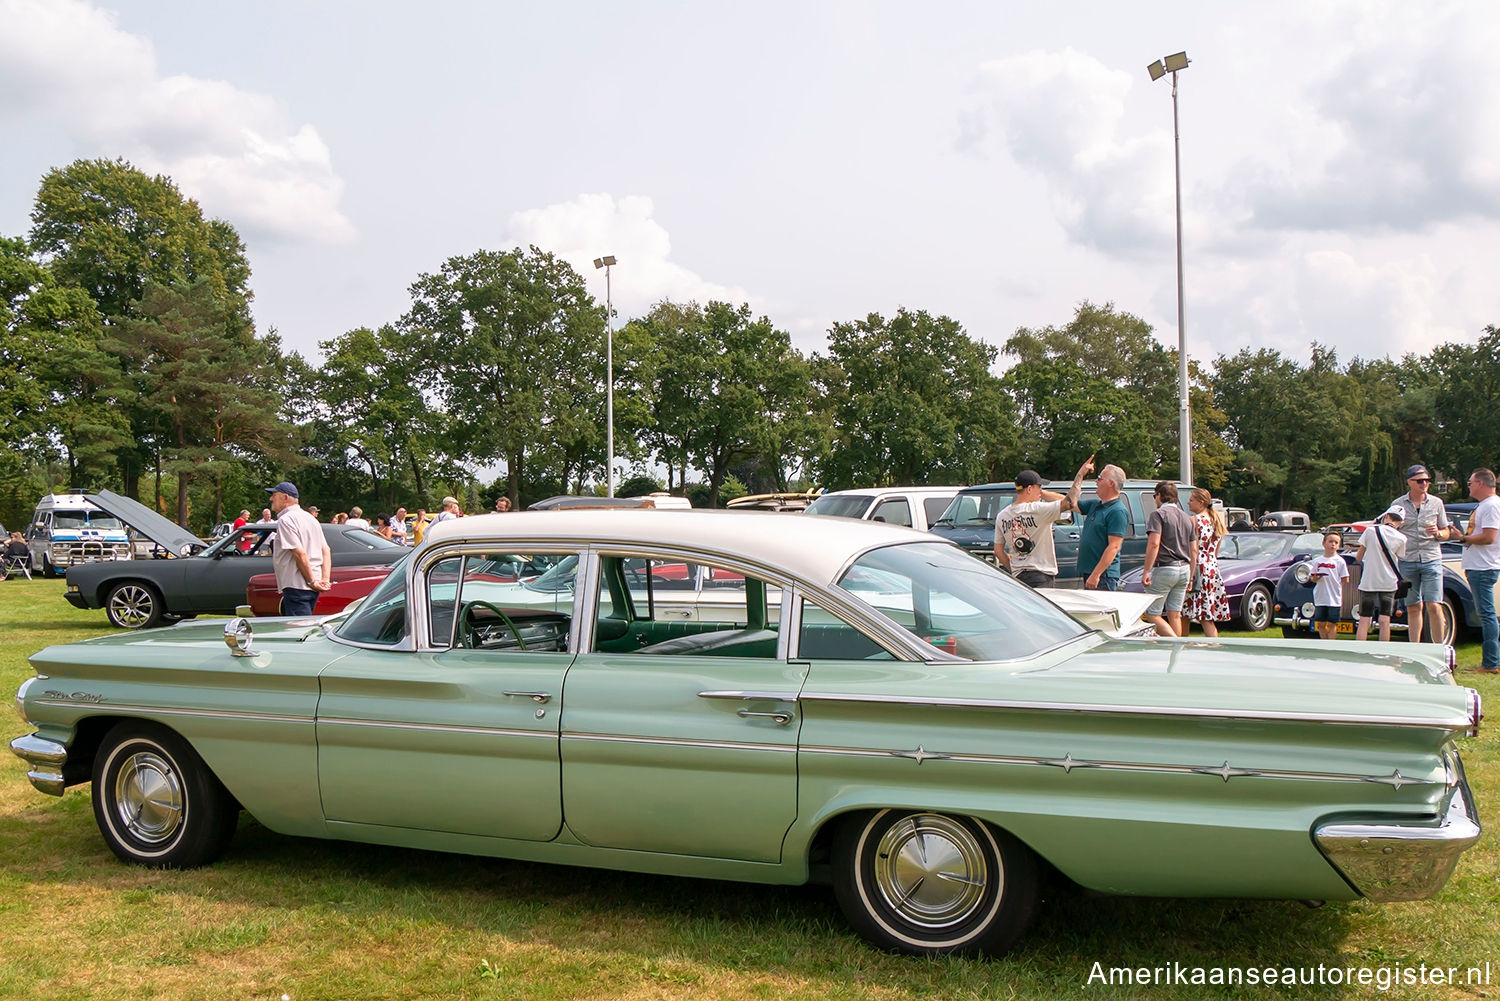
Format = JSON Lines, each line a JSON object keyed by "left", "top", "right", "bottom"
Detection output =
{"left": 90, "top": 489, "right": 203, "bottom": 556}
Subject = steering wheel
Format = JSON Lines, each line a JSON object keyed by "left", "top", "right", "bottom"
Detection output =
{"left": 459, "top": 600, "right": 527, "bottom": 650}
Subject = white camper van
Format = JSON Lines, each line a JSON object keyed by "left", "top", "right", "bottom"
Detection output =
{"left": 25, "top": 492, "right": 133, "bottom": 575}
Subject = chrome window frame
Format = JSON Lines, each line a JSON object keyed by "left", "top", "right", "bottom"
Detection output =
{"left": 414, "top": 542, "right": 593, "bottom": 655}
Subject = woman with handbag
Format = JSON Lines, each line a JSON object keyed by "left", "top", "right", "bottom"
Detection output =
{"left": 1185, "top": 488, "right": 1231, "bottom": 636}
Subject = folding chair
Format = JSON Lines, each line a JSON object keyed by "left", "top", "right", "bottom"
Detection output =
{"left": 4, "top": 552, "right": 32, "bottom": 581}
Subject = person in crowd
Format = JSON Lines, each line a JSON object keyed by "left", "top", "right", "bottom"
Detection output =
{"left": 389, "top": 507, "right": 409, "bottom": 544}
{"left": 993, "top": 457, "right": 1091, "bottom": 588}
{"left": 495, "top": 496, "right": 512, "bottom": 512}
{"left": 308, "top": 506, "right": 320, "bottom": 520}
{"left": 344, "top": 506, "right": 371, "bottom": 530}
{"left": 1456, "top": 468, "right": 1500, "bottom": 672}
{"left": 411, "top": 508, "right": 430, "bottom": 545}
{"left": 261, "top": 507, "right": 273, "bottom": 523}
{"left": 1390, "top": 464, "right": 1450, "bottom": 643}
{"left": 264, "top": 481, "right": 329, "bottom": 616}
{"left": 5, "top": 531, "right": 29, "bottom": 561}
{"left": 1307, "top": 530, "right": 1350, "bottom": 640}
{"left": 1141, "top": 481, "right": 1198, "bottom": 637}
{"left": 232, "top": 509, "right": 254, "bottom": 553}
{"left": 1184, "top": 488, "right": 1230, "bottom": 637}
{"left": 332, "top": 512, "right": 348, "bottom": 525}
{"left": 431, "top": 496, "right": 461, "bottom": 525}
{"left": 1355, "top": 507, "right": 1408, "bottom": 642}
{"left": 1077, "top": 461, "right": 1129, "bottom": 590}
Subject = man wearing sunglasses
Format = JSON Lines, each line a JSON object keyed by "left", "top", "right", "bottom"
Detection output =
{"left": 1389, "top": 463, "right": 1451, "bottom": 643}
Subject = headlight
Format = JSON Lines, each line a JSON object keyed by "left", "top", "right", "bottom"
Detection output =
{"left": 1294, "top": 563, "right": 1312, "bottom": 585}
{"left": 223, "top": 617, "right": 255, "bottom": 657}
{"left": 1300, "top": 602, "right": 1316, "bottom": 618}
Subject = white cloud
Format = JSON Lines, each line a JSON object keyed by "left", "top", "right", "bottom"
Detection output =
{"left": 504, "top": 193, "right": 752, "bottom": 318}
{"left": 960, "top": 48, "right": 1175, "bottom": 254}
{"left": 0, "top": 0, "right": 353, "bottom": 245}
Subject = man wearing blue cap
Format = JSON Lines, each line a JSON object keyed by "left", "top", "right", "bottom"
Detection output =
{"left": 266, "top": 481, "right": 330, "bottom": 616}
{"left": 1389, "top": 463, "right": 1451, "bottom": 643}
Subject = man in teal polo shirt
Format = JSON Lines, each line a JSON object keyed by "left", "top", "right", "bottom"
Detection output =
{"left": 1077, "top": 460, "right": 1130, "bottom": 590}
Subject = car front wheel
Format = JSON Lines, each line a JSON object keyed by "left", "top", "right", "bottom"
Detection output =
{"left": 91, "top": 722, "right": 238, "bottom": 868}
{"left": 832, "top": 810, "right": 1038, "bottom": 957}
{"left": 105, "top": 582, "right": 166, "bottom": 629}
{"left": 1240, "top": 583, "right": 1272, "bottom": 632}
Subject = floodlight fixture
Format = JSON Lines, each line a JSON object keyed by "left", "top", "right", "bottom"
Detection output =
{"left": 1146, "top": 60, "right": 1165, "bottom": 81}
{"left": 1163, "top": 51, "right": 1189, "bottom": 73}
{"left": 594, "top": 255, "right": 616, "bottom": 268}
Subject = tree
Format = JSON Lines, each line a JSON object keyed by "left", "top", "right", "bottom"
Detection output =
{"left": 1429, "top": 327, "right": 1500, "bottom": 490}
{"left": 114, "top": 281, "right": 296, "bottom": 526}
{"left": 29, "top": 159, "right": 254, "bottom": 498}
{"left": 817, "top": 308, "right": 1012, "bottom": 487}
{"left": 403, "top": 247, "right": 605, "bottom": 502}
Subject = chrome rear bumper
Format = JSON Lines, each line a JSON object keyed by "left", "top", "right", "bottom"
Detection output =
{"left": 10, "top": 733, "right": 67, "bottom": 796}
{"left": 1314, "top": 781, "right": 1481, "bottom": 901}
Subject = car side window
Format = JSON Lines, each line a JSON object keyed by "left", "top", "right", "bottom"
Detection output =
{"left": 797, "top": 598, "right": 893, "bottom": 660}
{"left": 436, "top": 551, "right": 578, "bottom": 653}
{"left": 922, "top": 496, "right": 950, "bottom": 525}
{"left": 872, "top": 498, "right": 912, "bottom": 527}
{"left": 593, "top": 554, "right": 778, "bottom": 658}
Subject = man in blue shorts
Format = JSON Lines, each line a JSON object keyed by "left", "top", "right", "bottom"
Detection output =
{"left": 1390, "top": 464, "right": 1451, "bottom": 643}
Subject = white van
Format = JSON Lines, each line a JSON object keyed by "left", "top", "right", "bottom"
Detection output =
{"left": 25, "top": 492, "right": 134, "bottom": 575}
{"left": 803, "top": 486, "right": 965, "bottom": 532}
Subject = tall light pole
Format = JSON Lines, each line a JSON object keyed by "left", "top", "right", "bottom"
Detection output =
{"left": 593, "top": 255, "right": 618, "bottom": 497}
{"left": 1147, "top": 50, "right": 1192, "bottom": 485}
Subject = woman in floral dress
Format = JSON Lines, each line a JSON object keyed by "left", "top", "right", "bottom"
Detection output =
{"left": 1186, "top": 488, "right": 1231, "bottom": 636}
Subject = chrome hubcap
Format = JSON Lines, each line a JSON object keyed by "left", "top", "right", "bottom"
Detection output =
{"left": 1246, "top": 589, "right": 1269, "bottom": 628}
{"left": 109, "top": 586, "right": 154, "bottom": 627}
{"left": 873, "top": 814, "right": 991, "bottom": 929}
{"left": 114, "top": 751, "right": 183, "bottom": 844}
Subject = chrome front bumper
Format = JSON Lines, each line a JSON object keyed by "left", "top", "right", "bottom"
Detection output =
{"left": 10, "top": 733, "right": 67, "bottom": 796}
{"left": 1314, "top": 780, "right": 1481, "bottom": 901}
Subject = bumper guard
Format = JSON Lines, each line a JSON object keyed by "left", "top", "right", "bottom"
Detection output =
{"left": 1314, "top": 781, "right": 1481, "bottom": 901}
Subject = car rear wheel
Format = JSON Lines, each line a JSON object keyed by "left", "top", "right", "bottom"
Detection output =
{"left": 105, "top": 582, "right": 165, "bottom": 629}
{"left": 832, "top": 810, "right": 1038, "bottom": 957}
{"left": 91, "top": 722, "right": 238, "bottom": 868}
{"left": 1240, "top": 583, "right": 1272, "bottom": 632}
{"left": 1438, "top": 595, "right": 1459, "bottom": 646}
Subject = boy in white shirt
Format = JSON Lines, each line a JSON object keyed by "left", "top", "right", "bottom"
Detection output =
{"left": 1354, "top": 508, "right": 1408, "bottom": 642}
{"left": 1307, "top": 530, "right": 1349, "bottom": 640}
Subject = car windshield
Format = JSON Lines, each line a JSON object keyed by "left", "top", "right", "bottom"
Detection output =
{"left": 805, "top": 495, "right": 874, "bottom": 519}
{"left": 335, "top": 553, "right": 413, "bottom": 645}
{"left": 341, "top": 527, "right": 405, "bottom": 550}
{"left": 1221, "top": 534, "right": 1290, "bottom": 561}
{"left": 837, "top": 542, "right": 1086, "bottom": 660}
{"left": 935, "top": 490, "right": 1013, "bottom": 527}
{"left": 523, "top": 554, "right": 579, "bottom": 593}
{"left": 1289, "top": 533, "right": 1325, "bottom": 555}
{"left": 52, "top": 511, "right": 123, "bottom": 531}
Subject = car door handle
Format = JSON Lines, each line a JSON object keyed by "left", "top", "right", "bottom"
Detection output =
{"left": 1067, "top": 533, "right": 1079, "bottom": 540}
{"left": 736, "top": 708, "right": 793, "bottom": 725}
{"left": 502, "top": 691, "right": 552, "bottom": 704}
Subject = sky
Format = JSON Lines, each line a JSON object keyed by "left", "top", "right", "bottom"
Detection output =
{"left": 2, "top": 0, "right": 1497, "bottom": 371}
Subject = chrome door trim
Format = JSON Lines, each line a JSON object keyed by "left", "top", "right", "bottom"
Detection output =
{"left": 563, "top": 731, "right": 796, "bottom": 753}
{"left": 319, "top": 717, "right": 557, "bottom": 739}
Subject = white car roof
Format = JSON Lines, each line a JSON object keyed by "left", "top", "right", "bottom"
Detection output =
{"left": 814, "top": 485, "right": 964, "bottom": 498}
{"left": 421, "top": 509, "right": 943, "bottom": 586}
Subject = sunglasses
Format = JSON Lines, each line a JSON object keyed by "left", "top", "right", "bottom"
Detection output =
{"left": 1411, "top": 477, "right": 1432, "bottom": 484}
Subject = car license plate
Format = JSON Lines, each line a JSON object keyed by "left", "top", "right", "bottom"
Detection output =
{"left": 1336, "top": 621, "right": 1355, "bottom": 634}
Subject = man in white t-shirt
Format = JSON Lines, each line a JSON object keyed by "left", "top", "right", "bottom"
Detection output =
{"left": 344, "top": 506, "right": 371, "bottom": 531}
{"left": 430, "top": 496, "right": 461, "bottom": 525}
{"left": 994, "top": 457, "right": 1091, "bottom": 588}
{"left": 1354, "top": 507, "right": 1408, "bottom": 642}
{"left": 1457, "top": 468, "right": 1500, "bottom": 671}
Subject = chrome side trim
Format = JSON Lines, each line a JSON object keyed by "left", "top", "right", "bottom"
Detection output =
{"left": 796, "top": 691, "right": 1472, "bottom": 731}
{"left": 318, "top": 718, "right": 555, "bottom": 739}
{"left": 1314, "top": 782, "right": 1482, "bottom": 901}
{"left": 10, "top": 733, "right": 67, "bottom": 796}
{"left": 563, "top": 732, "right": 796, "bottom": 753}
{"left": 798, "top": 744, "right": 1434, "bottom": 786}
{"left": 32, "top": 701, "right": 313, "bottom": 725}
{"left": 697, "top": 690, "right": 802, "bottom": 702}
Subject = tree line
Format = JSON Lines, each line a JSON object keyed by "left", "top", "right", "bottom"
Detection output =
{"left": 2, "top": 158, "right": 1495, "bottom": 532}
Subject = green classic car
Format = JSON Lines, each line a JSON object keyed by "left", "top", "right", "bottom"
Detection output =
{"left": 11, "top": 510, "right": 1483, "bottom": 957}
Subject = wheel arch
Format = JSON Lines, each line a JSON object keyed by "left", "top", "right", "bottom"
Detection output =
{"left": 56, "top": 715, "right": 240, "bottom": 812}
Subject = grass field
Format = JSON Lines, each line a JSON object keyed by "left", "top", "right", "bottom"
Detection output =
{"left": 2, "top": 576, "right": 1498, "bottom": 1000}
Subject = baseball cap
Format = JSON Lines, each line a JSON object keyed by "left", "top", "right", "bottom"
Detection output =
{"left": 265, "top": 481, "right": 299, "bottom": 499}
{"left": 1015, "top": 470, "right": 1043, "bottom": 487}
{"left": 1404, "top": 464, "right": 1432, "bottom": 481}
{"left": 441, "top": 495, "right": 458, "bottom": 507}
{"left": 1382, "top": 506, "right": 1406, "bottom": 521}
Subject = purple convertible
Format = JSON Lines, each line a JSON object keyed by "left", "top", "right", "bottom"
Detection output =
{"left": 1120, "top": 531, "right": 1325, "bottom": 631}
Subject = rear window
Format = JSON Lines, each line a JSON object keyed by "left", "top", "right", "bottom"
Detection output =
{"left": 806, "top": 495, "right": 874, "bottom": 519}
